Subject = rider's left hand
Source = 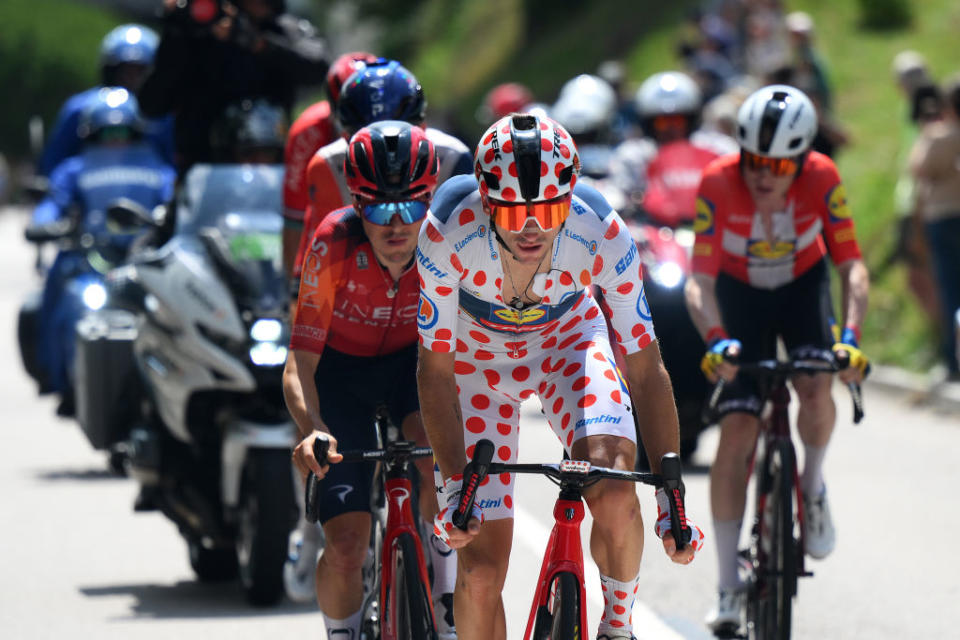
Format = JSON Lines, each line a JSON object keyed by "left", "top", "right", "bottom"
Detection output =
{"left": 655, "top": 488, "right": 705, "bottom": 565}
{"left": 832, "top": 327, "right": 870, "bottom": 385}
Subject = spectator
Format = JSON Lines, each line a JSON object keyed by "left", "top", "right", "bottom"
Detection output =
{"left": 909, "top": 74, "right": 960, "bottom": 380}
{"left": 138, "top": 0, "right": 328, "bottom": 174}
{"left": 889, "top": 51, "right": 943, "bottom": 336}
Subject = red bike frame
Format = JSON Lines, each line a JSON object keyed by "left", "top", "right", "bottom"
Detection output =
{"left": 523, "top": 497, "right": 589, "bottom": 638}
{"left": 381, "top": 475, "right": 436, "bottom": 640}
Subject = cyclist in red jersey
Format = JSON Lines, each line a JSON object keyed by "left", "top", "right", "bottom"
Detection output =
{"left": 684, "top": 85, "right": 871, "bottom": 634}
{"left": 283, "top": 121, "right": 456, "bottom": 638}
{"left": 282, "top": 52, "right": 378, "bottom": 276}
{"left": 288, "top": 59, "right": 473, "bottom": 283}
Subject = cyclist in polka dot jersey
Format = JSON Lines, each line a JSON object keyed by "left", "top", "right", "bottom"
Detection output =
{"left": 416, "top": 114, "right": 704, "bottom": 640}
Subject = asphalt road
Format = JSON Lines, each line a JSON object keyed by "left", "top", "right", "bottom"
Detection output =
{"left": 1, "top": 206, "right": 958, "bottom": 639}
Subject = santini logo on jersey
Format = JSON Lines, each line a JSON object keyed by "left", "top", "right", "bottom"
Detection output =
{"left": 455, "top": 225, "right": 487, "bottom": 252}
{"left": 416, "top": 247, "right": 448, "bottom": 279}
{"left": 478, "top": 497, "right": 502, "bottom": 509}
{"left": 575, "top": 415, "right": 622, "bottom": 430}
{"left": 564, "top": 229, "right": 597, "bottom": 255}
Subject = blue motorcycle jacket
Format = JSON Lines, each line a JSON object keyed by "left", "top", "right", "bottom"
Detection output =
{"left": 37, "top": 87, "right": 175, "bottom": 177}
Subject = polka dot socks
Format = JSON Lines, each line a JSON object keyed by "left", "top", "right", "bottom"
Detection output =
{"left": 598, "top": 571, "right": 640, "bottom": 634}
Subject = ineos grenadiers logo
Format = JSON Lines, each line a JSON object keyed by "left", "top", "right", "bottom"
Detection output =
{"left": 417, "top": 293, "right": 440, "bottom": 330}
{"left": 563, "top": 229, "right": 597, "bottom": 255}
{"left": 455, "top": 225, "right": 487, "bottom": 252}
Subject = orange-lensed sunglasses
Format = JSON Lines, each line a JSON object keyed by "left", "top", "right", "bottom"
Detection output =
{"left": 740, "top": 150, "right": 802, "bottom": 177}
{"left": 488, "top": 195, "right": 572, "bottom": 233}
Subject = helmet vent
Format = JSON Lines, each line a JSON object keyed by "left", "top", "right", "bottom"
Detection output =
{"left": 511, "top": 114, "right": 537, "bottom": 131}
{"left": 788, "top": 136, "right": 804, "bottom": 150}
{"left": 482, "top": 171, "right": 501, "bottom": 190}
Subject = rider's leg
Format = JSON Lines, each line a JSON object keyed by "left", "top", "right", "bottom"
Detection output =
{"left": 791, "top": 372, "right": 835, "bottom": 495}
{"left": 316, "top": 511, "right": 371, "bottom": 631}
{"left": 453, "top": 518, "right": 512, "bottom": 640}
{"left": 711, "top": 411, "right": 760, "bottom": 589}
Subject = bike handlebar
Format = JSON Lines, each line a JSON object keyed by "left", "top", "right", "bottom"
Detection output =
{"left": 451, "top": 439, "right": 691, "bottom": 549}
{"left": 304, "top": 435, "right": 433, "bottom": 523}
{"left": 706, "top": 352, "right": 866, "bottom": 424}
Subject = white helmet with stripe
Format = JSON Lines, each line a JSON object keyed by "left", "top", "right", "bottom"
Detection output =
{"left": 736, "top": 84, "right": 818, "bottom": 158}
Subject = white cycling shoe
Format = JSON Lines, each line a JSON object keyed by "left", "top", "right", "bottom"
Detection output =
{"left": 705, "top": 588, "right": 745, "bottom": 635}
{"left": 803, "top": 488, "right": 836, "bottom": 559}
{"left": 283, "top": 522, "right": 323, "bottom": 603}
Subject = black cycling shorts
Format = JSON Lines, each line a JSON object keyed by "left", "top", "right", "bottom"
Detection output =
{"left": 312, "top": 344, "right": 420, "bottom": 524}
{"left": 714, "top": 260, "right": 834, "bottom": 417}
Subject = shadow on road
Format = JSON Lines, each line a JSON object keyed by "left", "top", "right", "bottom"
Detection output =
{"left": 79, "top": 581, "right": 315, "bottom": 619}
{"left": 35, "top": 467, "right": 123, "bottom": 482}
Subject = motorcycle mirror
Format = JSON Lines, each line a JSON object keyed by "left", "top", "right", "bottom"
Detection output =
{"left": 106, "top": 197, "right": 159, "bottom": 232}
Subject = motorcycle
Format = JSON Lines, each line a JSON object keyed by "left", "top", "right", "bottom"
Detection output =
{"left": 107, "top": 164, "right": 297, "bottom": 605}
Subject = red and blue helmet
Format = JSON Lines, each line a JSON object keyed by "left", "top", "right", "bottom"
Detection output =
{"left": 345, "top": 120, "right": 438, "bottom": 202}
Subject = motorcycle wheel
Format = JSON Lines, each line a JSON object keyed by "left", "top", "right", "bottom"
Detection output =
{"left": 237, "top": 448, "right": 296, "bottom": 606}
{"left": 189, "top": 540, "right": 238, "bottom": 582}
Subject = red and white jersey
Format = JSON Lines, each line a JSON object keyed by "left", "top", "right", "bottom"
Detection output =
{"left": 282, "top": 101, "right": 337, "bottom": 223}
{"left": 692, "top": 151, "right": 862, "bottom": 289}
{"left": 642, "top": 139, "right": 721, "bottom": 227}
{"left": 416, "top": 175, "right": 657, "bottom": 357}
{"left": 293, "top": 127, "right": 473, "bottom": 278}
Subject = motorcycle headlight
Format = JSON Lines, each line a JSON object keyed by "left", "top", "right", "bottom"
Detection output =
{"left": 82, "top": 282, "right": 108, "bottom": 310}
{"left": 249, "top": 342, "right": 287, "bottom": 366}
{"left": 651, "top": 261, "right": 684, "bottom": 289}
{"left": 250, "top": 318, "right": 283, "bottom": 342}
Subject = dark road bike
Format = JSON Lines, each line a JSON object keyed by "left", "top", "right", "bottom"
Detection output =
{"left": 706, "top": 350, "right": 865, "bottom": 640}
{"left": 453, "top": 438, "right": 691, "bottom": 640}
{"left": 306, "top": 410, "right": 438, "bottom": 640}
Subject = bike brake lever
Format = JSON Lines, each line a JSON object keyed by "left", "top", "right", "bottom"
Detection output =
{"left": 660, "top": 453, "right": 691, "bottom": 550}
{"left": 452, "top": 439, "right": 494, "bottom": 530}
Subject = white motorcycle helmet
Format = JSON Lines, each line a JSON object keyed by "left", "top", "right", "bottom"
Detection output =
{"left": 635, "top": 71, "right": 702, "bottom": 118}
{"left": 736, "top": 84, "right": 818, "bottom": 157}
{"left": 552, "top": 74, "right": 617, "bottom": 136}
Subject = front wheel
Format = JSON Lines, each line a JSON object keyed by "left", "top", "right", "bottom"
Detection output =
{"left": 390, "top": 532, "right": 436, "bottom": 640}
{"left": 237, "top": 448, "right": 297, "bottom": 606}
{"left": 748, "top": 441, "right": 797, "bottom": 640}
{"left": 532, "top": 571, "right": 581, "bottom": 640}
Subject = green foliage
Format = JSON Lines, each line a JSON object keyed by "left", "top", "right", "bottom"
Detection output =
{"left": 857, "top": 0, "right": 913, "bottom": 31}
{"left": 0, "top": 0, "right": 125, "bottom": 159}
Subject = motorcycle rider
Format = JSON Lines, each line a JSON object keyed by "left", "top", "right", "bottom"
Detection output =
{"left": 138, "top": 0, "right": 328, "bottom": 174}
{"left": 29, "top": 88, "right": 176, "bottom": 415}
{"left": 684, "top": 85, "right": 870, "bottom": 634}
{"left": 285, "top": 121, "right": 457, "bottom": 638}
{"left": 37, "top": 24, "right": 174, "bottom": 178}
{"left": 282, "top": 52, "right": 378, "bottom": 276}
{"left": 286, "top": 59, "right": 473, "bottom": 284}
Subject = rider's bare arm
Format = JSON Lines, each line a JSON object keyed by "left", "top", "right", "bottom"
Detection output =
{"left": 684, "top": 272, "right": 724, "bottom": 340}
{"left": 836, "top": 258, "right": 869, "bottom": 331}
{"left": 416, "top": 345, "right": 466, "bottom": 479}
{"left": 622, "top": 342, "right": 681, "bottom": 474}
{"left": 282, "top": 348, "right": 325, "bottom": 439}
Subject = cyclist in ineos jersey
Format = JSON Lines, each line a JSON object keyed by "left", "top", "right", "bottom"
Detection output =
{"left": 285, "top": 59, "right": 473, "bottom": 285}
{"left": 284, "top": 121, "right": 457, "bottom": 639}
{"left": 684, "top": 85, "right": 870, "bottom": 633}
{"left": 416, "top": 113, "right": 705, "bottom": 640}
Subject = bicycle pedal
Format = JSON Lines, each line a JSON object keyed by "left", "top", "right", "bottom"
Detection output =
{"left": 712, "top": 626, "right": 744, "bottom": 640}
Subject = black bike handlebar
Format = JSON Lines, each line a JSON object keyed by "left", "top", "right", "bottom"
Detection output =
{"left": 304, "top": 435, "right": 433, "bottom": 523}
{"left": 451, "top": 439, "right": 690, "bottom": 549}
{"left": 706, "top": 353, "right": 866, "bottom": 424}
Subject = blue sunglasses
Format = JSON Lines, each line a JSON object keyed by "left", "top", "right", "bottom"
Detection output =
{"left": 360, "top": 200, "right": 429, "bottom": 226}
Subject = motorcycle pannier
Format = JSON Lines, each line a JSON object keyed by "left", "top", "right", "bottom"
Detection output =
{"left": 75, "top": 310, "right": 139, "bottom": 450}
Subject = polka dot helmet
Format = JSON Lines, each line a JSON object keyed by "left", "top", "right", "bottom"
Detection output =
{"left": 474, "top": 113, "right": 580, "bottom": 203}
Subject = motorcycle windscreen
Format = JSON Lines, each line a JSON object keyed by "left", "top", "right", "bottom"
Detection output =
{"left": 176, "top": 164, "right": 286, "bottom": 312}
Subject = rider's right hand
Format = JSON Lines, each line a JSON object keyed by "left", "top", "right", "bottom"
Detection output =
{"left": 701, "top": 337, "right": 742, "bottom": 383}
{"left": 433, "top": 475, "right": 484, "bottom": 550}
{"left": 292, "top": 430, "right": 342, "bottom": 479}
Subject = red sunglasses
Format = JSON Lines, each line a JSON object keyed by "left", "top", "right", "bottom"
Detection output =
{"left": 487, "top": 195, "right": 572, "bottom": 233}
{"left": 740, "top": 150, "right": 802, "bottom": 177}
